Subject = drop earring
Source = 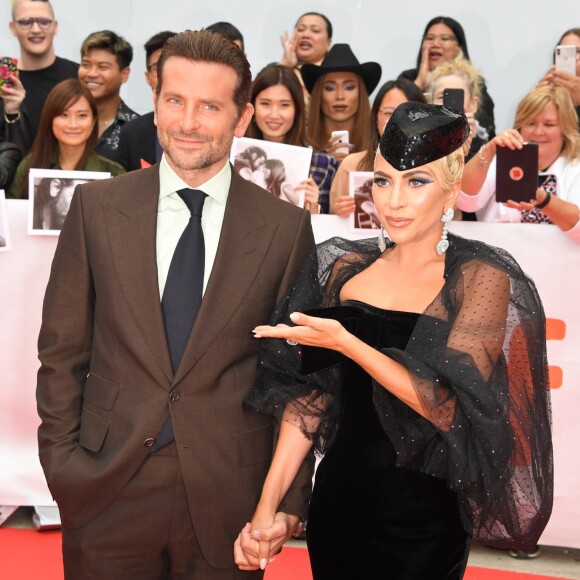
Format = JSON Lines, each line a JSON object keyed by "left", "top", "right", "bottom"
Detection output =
{"left": 378, "top": 225, "right": 389, "bottom": 252}
{"left": 437, "top": 207, "right": 454, "bottom": 255}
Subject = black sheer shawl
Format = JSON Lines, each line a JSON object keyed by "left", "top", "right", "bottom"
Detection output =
{"left": 246, "top": 233, "right": 553, "bottom": 550}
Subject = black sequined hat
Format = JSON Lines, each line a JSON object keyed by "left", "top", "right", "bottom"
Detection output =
{"left": 379, "top": 102, "right": 469, "bottom": 170}
{"left": 301, "top": 44, "right": 382, "bottom": 95}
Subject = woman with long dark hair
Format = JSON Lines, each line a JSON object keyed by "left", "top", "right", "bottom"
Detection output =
{"left": 9, "top": 79, "right": 124, "bottom": 198}
{"left": 246, "top": 64, "right": 338, "bottom": 213}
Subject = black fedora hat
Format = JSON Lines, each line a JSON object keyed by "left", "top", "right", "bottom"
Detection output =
{"left": 301, "top": 43, "right": 382, "bottom": 94}
{"left": 379, "top": 102, "right": 469, "bottom": 171}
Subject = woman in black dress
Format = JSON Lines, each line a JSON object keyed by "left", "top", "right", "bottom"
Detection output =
{"left": 235, "top": 103, "right": 553, "bottom": 579}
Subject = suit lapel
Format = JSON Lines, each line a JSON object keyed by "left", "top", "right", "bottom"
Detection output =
{"left": 105, "top": 166, "right": 173, "bottom": 382}
{"left": 173, "top": 171, "right": 277, "bottom": 384}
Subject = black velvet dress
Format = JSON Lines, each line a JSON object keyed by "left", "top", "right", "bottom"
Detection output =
{"left": 304, "top": 301, "right": 469, "bottom": 580}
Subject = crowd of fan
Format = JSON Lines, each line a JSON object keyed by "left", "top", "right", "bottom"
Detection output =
{"left": 1, "top": 1, "right": 579, "bottom": 241}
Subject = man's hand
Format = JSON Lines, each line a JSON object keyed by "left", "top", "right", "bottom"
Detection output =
{"left": 1, "top": 73, "right": 26, "bottom": 115}
{"left": 234, "top": 512, "right": 300, "bottom": 571}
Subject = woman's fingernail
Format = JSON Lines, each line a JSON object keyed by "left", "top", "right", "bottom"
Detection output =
{"left": 290, "top": 312, "right": 300, "bottom": 321}
{"left": 260, "top": 558, "right": 268, "bottom": 570}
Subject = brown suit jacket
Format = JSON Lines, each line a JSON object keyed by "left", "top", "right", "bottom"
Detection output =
{"left": 36, "top": 165, "right": 315, "bottom": 567}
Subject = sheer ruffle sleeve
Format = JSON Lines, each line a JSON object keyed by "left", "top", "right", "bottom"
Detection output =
{"left": 373, "top": 236, "right": 552, "bottom": 550}
{"left": 244, "top": 237, "right": 381, "bottom": 450}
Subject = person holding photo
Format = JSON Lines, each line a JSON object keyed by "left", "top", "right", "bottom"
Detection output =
{"left": 8, "top": 79, "right": 124, "bottom": 198}
{"left": 236, "top": 102, "right": 553, "bottom": 578}
{"left": 246, "top": 64, "right": 334, "bottom": 212}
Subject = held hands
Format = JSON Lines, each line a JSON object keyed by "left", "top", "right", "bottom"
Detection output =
{"left": 295, "top": 177, "right": 320, "bottom": 213}
{"left": 234, "top": 511, "right": 300, "bottom": 571}
{"left": 0, "top": 73, "right": 26, "bottom": 115}
{"left": 280, "top": 31, "right": 298, "bottom": 69}
{"left": 253, "top": 311, "right": 349, "bottom": 353}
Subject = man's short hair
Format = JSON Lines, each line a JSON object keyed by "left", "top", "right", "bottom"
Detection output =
{"left": 12, "top": 0, "right": 54, "bottom": 20}
{"left": 156, "top": 29, "right": 251, "bottom": 117}
{"left": 81, "top": 30, "right": 133, "bottom": 70}
{"left": 144, "top": 31, "right": 177, "bottom": 65}
{"left": 205, "top": 22, "right": 244, "bottom": 52}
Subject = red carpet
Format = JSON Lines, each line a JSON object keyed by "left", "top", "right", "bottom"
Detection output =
{"left": 0, "top": 529, "right": 573, "bottom": 580}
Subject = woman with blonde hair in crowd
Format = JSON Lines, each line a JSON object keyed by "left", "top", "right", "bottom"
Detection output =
{"left": 457, "top": 84, "right": 580, "bottom": 241}
{"left": 301, "top": 44, "right": 381, "bottom": 162}
{"left": 9, "top": 79, "right": 124, "bottom": 198}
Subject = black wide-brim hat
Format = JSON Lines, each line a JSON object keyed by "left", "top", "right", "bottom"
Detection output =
{"left": 379, "top": 102, "right": 469, "bottom": 171}
{"left": 301, "top": 43, "right": 382, "bottom": 95}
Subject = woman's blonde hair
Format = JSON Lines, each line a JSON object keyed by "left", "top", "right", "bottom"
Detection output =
{"left": 427, "top": 147, "right": 465, "bottom": 192}
{"left": 514, "top": 85, "right": 580, "bottom": 163}
{"left": 427, "top": 58, "right": 483, "bottom": 104}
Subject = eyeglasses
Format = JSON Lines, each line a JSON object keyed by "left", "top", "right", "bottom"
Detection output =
{"left": 14, "top": 17, "right": 54, "bottom": 30}
{"left": 423, "top": 34, "right": 457, "bottom": 44}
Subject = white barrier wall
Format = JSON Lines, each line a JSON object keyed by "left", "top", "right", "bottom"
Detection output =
{"left": 1, "top": 201, "right": 579, "bottom": 549}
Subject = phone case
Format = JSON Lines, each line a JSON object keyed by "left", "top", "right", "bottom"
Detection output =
{"left": 443, "top": 88, "right": 464, "bottom": 113}
{"left": 555, "top": 45, "right": 576, "bottom": 76}
{"left": 0, "top": 56, "right": 18, "bottom": 87}
{"left": 495, "top": 143, "right": 539, "bottom": 203}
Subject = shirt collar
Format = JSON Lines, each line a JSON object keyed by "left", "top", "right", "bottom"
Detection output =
{"left": 158, "top": 154, "right": 231, "bottom": 204}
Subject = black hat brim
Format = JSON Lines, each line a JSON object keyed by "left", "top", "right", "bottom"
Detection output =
{"left": 301, "top": 62, "right": 382, "bottom": 95}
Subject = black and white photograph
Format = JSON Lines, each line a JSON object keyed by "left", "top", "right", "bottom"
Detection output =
{"left": 349, "top": 171, "right": 380, "bottom": 232}
{"left": 28, "top": 169, "right": 111, "bottom": 235}
{"left": 230, "top": 137, "right": 312, "bottom": 208}
{"left": 0, "top": 190, "right": 11, "bottom": 252}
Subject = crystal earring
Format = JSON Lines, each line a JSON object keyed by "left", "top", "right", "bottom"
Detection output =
{"left": 378, "top": 225, "right": 389, "bottom": 252}
{"left": 436, "top": 207, "right": 454, "bottom": 255}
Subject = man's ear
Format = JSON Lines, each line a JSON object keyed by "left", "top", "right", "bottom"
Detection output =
{"left": 234, "top": 102, "right": 254, "bottom": 138}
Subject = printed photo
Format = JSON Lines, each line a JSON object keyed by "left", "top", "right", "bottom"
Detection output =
{"left": 0, "top": 190, "right": 11, "bottom": 252}
{"left": 28, "top": 169, "right": 111, "bottom": 235}
{"left": 230, "top": 137, "right": 312, "bottom": 208}
{"left": 349, "top": 171, "right": 380, "bottom": 232}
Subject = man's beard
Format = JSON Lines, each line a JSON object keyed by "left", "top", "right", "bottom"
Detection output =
{"left": 157, "top": 129, "right": 233, "bottom": 172}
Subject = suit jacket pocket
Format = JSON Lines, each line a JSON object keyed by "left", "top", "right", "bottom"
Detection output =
{"left": 79, "top": 409, "right": 110, "bottom": 452}
{"left": 84, "top": 372, "right": 120, "bottom": 410}
{"left": 237, "top": 422, "right": 274, "bottom": 467}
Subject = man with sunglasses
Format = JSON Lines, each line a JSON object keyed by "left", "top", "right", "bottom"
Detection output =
{"left": 4, "top": 0, "right": 78, "bottom": 153}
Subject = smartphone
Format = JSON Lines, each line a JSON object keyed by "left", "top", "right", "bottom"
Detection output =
{"left": 0, "top": 56, "right": 18, "bottom": 89}
{"left": 495, "top": 143, "right": 539, "bottom": 203}
{"left": 331, "top": 130, "right": 349, "bottom": 155}
{"left": 555, "top": 45, "right": 577, "bottom": 76}
{"left": 442, "top": 88, "right": 464, "bottom": 113}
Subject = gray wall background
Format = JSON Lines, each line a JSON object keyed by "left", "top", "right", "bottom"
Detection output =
{"left": 3, "top": 0, "right": 578, "bottom": 131}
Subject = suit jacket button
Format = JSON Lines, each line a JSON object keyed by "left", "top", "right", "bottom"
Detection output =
{"left": 143, "top": 438, "right": 156, "bottom": 447}
{"left": 169, "top": 391, "right": 181, "bottom": 402}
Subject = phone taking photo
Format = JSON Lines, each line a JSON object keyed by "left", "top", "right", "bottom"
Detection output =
{"left": 442, "top": 88, "right": 464, "bottom": 113}
{"left": 555, "top": 45, "right": 577, "bottom": 76}
{"left": 331, "top": 130, "right": 349, "bottom": 155}
{"left": 0, "top": 56, "right": 18, "bottom": 89}
{"left": 495, "top": 143, "right": 539, "bottom": 203}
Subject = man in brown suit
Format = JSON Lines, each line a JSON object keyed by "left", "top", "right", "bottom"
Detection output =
{"left": 37, "top": 30, "right": 314, "bottom": 579}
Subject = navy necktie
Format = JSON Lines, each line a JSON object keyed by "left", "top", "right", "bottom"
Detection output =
{"left": 150, "top": 188, "right": 207, "bottom": 452}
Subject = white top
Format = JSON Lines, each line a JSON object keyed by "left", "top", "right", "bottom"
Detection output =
{"left": 156, "top": 155, "right": 231, "bottom": 297}
{"left": 456, "top": 155, "right": 580, "bottom": 242}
